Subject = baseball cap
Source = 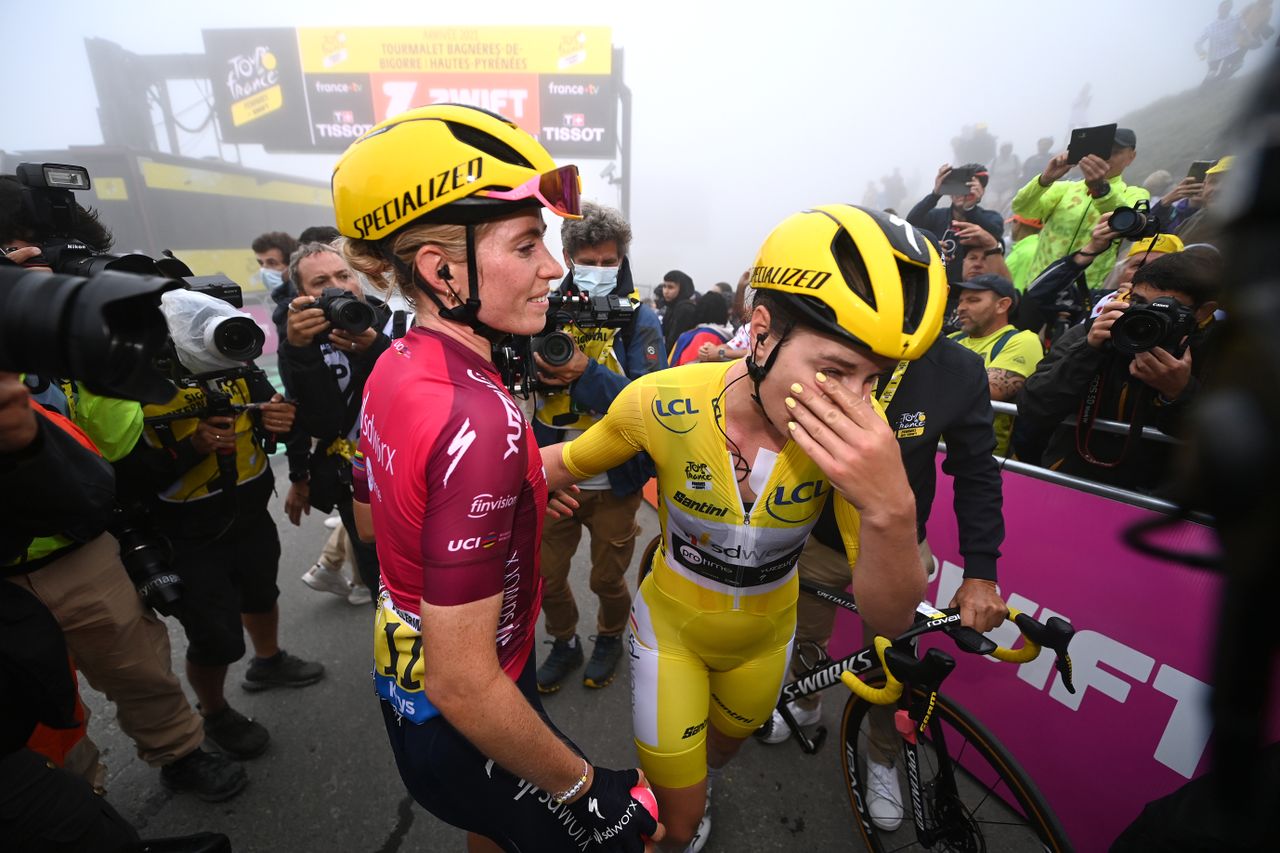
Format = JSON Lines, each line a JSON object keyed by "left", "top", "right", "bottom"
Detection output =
{"left": 1127, "top": 233, "right": 1184, "bottom": 257}
{"left": 956, "top": 273, "right": 1017, "bottom": 301}
{"left": 1114, "top": 128, "right": 1138, "bottom": 150}
{"left": 1207, "top": 155, "right": 1234, "bottom": 175}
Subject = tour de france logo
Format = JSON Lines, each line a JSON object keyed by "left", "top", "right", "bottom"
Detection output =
{"left": 225, "top": 45, "right": 284, "bottom": 127}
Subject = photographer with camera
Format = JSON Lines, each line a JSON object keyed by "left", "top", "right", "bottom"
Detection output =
{"left": 1, "top": 177, "right": 249, "bottom": 801}
{"left": 907, "top": 163, "right": 1004, "bottom": 283}
{"left": 127, "top": 308, "right": 325, "bottom": 758}
{"left": 1017, "top": 212, "right": 1185, "bottom": 340}
{"left": 1016, "top": 250, "right": 1222, "bottom": 493}
{"left": 530, "top": 202, "right": 667, "bottom": 693}
{"left": 279, "top": 241, "right": 396, "bottom": 601}
{"left": 1012, "top": 127, "right": 1149, "bottom": 290}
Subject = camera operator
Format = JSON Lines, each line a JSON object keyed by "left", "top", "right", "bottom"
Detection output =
{"left": 0, "top": 372, "right": 142, "bottom": 850}
{"left": 253, "top": 231, "right": 298, "bottom": 336}
{"left": 1, "top": 185, "right": 247, "bottom": 801}
{"left": 123, "top": 327, "right": 326, "bottom": 758}
{"left": 1012, "top": 127, "right": 1149, "bottom": 290}
{"left": 279, "top": 241, "right": 395, "bottom": 600}
{"left": 907, "top": 163, "right": 1004, "bottom": 283}
{"left": 1016, "top": 213, "right": 1184, "bottom": 339}
{"left": 1016, "top": 250, "right": 1222, "bottom": 493}
{"left": 531, "top": 202, "right": 666, "bottom": 693}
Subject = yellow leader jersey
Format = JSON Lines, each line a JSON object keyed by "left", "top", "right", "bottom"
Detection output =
{"left": 562, "top": 360, "right": 867, "bottom": 614}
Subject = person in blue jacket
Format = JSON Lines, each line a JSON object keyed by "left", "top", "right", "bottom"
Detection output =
{"left": 530, "top": 201, "right": 667, "bottom": 693}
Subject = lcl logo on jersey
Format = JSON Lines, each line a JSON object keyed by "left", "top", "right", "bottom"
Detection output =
{"left": 652, "top": 396, "right": 699, "bottom": 434}
{"left": 765, "top": 480, "right": 830, "bottom": 523}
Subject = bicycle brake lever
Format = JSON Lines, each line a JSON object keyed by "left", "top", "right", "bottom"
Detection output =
{"left": 1013, "top": 613, "right": 1077, "bottom": 695}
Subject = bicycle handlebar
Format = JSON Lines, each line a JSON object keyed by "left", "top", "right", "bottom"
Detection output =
{"left": 842, "top": 605, "right": 1077, "bottom": 704}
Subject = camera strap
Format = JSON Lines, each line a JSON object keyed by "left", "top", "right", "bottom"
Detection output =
{"left": 1075, "top": 356, "right": 1151, "bottom": 468}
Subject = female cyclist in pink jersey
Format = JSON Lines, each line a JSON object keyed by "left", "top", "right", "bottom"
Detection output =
{"left": 333, "top": 104, "right": 661, "bottom": 853}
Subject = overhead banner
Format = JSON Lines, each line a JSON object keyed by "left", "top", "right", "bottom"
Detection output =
{"left": 203, "top": 26, "right": 615, "bottom": 158}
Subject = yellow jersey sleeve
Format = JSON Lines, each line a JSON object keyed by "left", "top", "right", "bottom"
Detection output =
{"left": 562, "top": 375, "right": 649, "bottom": 481}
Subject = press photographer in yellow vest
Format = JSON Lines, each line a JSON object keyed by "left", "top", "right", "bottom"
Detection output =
{"left": 529, "top": 202, "right": 668, "bottom": 694}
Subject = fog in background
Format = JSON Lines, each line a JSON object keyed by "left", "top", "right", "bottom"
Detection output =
{"left": 0, "top": 0, "right": 1264, "bottom": 289}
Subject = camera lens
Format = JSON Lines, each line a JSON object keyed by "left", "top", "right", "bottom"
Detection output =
{"left": 334, "top": 299, "right": 376, "bottom": 333}
{"left": 1111, "top": 310, "right": 1168, "bottom": 355}
{"left": 209, "top": 316, "right": 266, "bottom": 361}
{"left": 538, "top": 331, "right": 576, "bottom": 366}
{"left": 1110, "top": 208, "right": 1139, "bottom": 237}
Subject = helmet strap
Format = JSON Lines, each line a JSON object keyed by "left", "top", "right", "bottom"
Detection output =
{"left": 746, "top": 325, "right": 791, "bottom": 410}
{"left": 382, "top": 225, "right": 507, "bottom": 345}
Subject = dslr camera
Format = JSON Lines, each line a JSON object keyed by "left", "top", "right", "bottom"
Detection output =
{"left": 494, "top": 289, "right": 637, "bottom": 396}
{"left": 1110, "top": 199, "right": 1161, "bottom": 241}
{"left": 1110, "top": 296, "right": 1197, "bottom": 357}
{"left": 314, "top": 286, "right": 376, "bottom": 342}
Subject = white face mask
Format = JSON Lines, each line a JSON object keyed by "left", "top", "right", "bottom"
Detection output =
{"left": 261, "top": 268, "right": 284, "bottom": 290}
{"left": 572, "top": 264, "right": 620, "bottom": 297}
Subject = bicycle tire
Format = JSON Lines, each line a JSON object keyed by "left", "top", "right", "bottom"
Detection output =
{"left": 839, "top": 685, "right": 1072, "bottom": 853}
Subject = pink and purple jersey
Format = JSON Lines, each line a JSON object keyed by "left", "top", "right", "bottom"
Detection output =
{"left": 357, "top": 328, "right": 546, "bottom": 683}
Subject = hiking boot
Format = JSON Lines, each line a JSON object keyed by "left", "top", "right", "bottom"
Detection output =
{"left": 301, "top": 561, "right": 351, "bottom": 598}
{"left": 242, "top": 650, "right": 325, "bottom": 692}
{"left": 866, "top": 757, "right": 904, "bottom": 831}
{"left": 583, "top": 634, "right": 624, "bottom": 689}
{"left": 201, "top": 704, "right": 270, "bottom": 759}
{"left": 160, "top": 748, "right": 247, "bottom": 802}
{"left": 756, "top": 699, "right": 823, "bottom": 745}
{"left": 536, "top": 635, "right": 584, "bottom": 694}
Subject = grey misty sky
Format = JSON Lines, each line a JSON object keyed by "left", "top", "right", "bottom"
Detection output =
{"left": 0, "top": 0, "right": 1253, "bottom": 288}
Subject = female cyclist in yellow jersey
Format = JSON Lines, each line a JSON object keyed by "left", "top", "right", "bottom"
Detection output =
{"left": 543, "top": 204, "right": 949, "bottom": 850}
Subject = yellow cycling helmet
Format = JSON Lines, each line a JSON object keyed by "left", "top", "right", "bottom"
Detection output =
{"left": 331, "top": 103, "right": 581, "bottom": 240}
{"left": 750, "top": 204, "right": 947, "bottom": 361}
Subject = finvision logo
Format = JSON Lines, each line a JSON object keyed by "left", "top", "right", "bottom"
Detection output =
{"left": 468, "top": 493, "right": 517, "bottom": 519}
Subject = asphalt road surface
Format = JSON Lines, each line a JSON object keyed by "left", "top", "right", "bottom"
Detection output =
{"left": 86, "top": 457, "right": 867, "bottom": 851}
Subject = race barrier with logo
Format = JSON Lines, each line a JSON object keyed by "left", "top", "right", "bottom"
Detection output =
{"left": 825, "top": 456, "right": 1230, "bottom": 851}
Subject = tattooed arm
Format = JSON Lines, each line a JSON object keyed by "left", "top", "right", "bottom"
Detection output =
{"left": 987, "top": 368, "right": 1026, "bottom": 402}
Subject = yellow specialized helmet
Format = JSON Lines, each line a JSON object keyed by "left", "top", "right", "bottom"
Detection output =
{"left": 750, "top": 204, "right": 947, "bottom": 361}
{"left": 331, "top": 103, "right": 581, "bottom": 241}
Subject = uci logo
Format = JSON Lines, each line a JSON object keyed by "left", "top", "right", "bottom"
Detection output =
{"left": 652, "top": 397, "right": 699, "bottom": 434}
{"left": 447, "top": 532, "right": 502, "bottom": 552}
{"left": 765, "top": 480, "right": 830, "bottom": 523}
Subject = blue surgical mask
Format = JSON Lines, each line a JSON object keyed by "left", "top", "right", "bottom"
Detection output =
{"left": 572, "top": 264, "right": 619, "bottom": 297}
{"left": 261, "top": 268, "right": 284, "bottom": 290}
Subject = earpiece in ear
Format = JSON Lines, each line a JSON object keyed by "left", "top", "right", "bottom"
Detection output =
{"left": 438, "top": 265, "right": 452, "bottom": 281}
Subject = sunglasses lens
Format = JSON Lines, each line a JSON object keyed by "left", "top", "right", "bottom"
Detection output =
{"left": 538, "top": 166, "right": 581, "bottom": 217}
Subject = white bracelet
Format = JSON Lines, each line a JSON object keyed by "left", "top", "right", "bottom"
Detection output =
{"left": 552, "top": 759, "right": 590, "bottom": 805}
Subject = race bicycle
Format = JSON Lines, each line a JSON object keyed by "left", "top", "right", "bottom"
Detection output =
{"left": 774, "top": 577, "right": 1076, "bottom": 852}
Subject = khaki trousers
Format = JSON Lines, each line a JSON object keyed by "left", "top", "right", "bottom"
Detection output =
{"left": 6, "top": 533, "right": 204, "bottom": 768}
{"left": 539, "top": 489, "right": 643, "bottom": 640}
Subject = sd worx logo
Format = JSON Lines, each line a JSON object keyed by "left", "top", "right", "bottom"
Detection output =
{"left": 764, "top": 480, "right": 830, "bottom": 523}
{"left": 652, "top": 396, "right": 700, "bottom": 434}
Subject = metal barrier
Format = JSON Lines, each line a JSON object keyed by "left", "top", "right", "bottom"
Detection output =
{"left": 952, "top": 401, "right": 1214, "bottom": 524}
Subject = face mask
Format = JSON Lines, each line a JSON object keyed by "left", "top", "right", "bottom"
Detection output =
{"left": 572, "top": 264, "right": 619, "bottom": 297}
{"left": 261, "top": 268, "right": 284, "bottom": 290}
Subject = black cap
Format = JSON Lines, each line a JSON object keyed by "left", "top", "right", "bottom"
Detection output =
{"left": 956, "top": 273, "right": 1017, "bottom": 301}
{"left": 1114, "top": 128, "right": 1137, "bottom": 150}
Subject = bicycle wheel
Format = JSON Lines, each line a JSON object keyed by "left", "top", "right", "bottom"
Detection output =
{"left": 839, "top": 686, "right": 1071, "bottom": 853}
